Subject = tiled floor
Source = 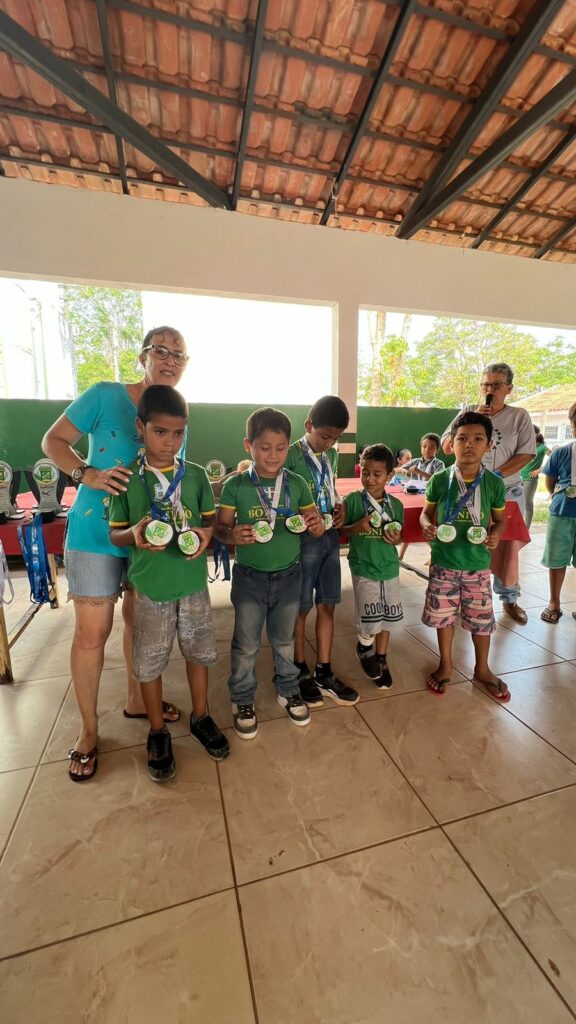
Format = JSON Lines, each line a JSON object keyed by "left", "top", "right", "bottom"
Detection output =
{"left": 2, "top": 533, "right": 576, "bottom": 1023}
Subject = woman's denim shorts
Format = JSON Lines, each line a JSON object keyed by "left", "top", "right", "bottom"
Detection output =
{"left": 64, "top": 547, "right": 129, "bottom": 603}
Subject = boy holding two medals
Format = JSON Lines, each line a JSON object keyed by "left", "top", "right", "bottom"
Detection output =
{"left": 285, "top": 395, "right": 359, "bottom": 707}
{"left": 342, "top": 444, "right": 404, "bottom": 688}
{"left": 109, "top": 385, "right": 229, "bottom": 781}
{"left": 420, "top": 412, "right": 510, "bottom": 702}
{"left": 216, "top": 407, "right": 324, "bottom": 740}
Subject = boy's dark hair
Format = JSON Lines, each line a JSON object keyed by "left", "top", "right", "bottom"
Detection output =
{"left": 394, "top": 448, "right": 411, "bottom": 465}
{"left": 246, "top": 407, "right": 291, "bottom": 442}
{"left": 450, "top": 411, "right": 492, "bottom": 442}
{"left": 533, "top": 423, "right": 545, "bottom": 445}
{"left": 361, "top": 443, "right": 394, "bottom": 473}
{"left": 137, "top": 385, "right": 188, "bottom": 424}
{"left": 568, "top": 401, "right": 576, "bottom": 422}
{"left": 421, "top": 432, "right": 441, "bottom": 448}
{"left": 308, "top": 395, "right": 349, "bottom": 430}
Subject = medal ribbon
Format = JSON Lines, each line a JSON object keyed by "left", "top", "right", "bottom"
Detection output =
{"left": 248, "top": 466, "right": 292, "bottom": 528}
{"left": 362, "top": 489, "right": 394, "bottom": 523}
{"left": 298, "top": 437, "right": 336, "bottom": 513}
{"left": 444, "top": 467, "right": 483, "bottom": 526}
{"left": 17, "top": 514, "right": 54, "bottom": 604}
{"left": 0, "top": 539, "right": 14, "bottom": 605}
{"left": 139, "top": 456, "right": 187, "bottom": 531}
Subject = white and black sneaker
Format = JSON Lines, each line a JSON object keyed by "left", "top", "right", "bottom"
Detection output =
{"left": 356, "top": 642, "right": 381, "bottom": 680}
{"left": 376, "top": 655, "right": 393, "bottom": 689}
{"left": 233, "top": 703, "right": 258, "bottom": 740}
{"left": 277, "top": 693, "right": 311, "bottom": 726}
{"left": 297, "top": 663, "right": 324, "bottom": 706}
{"left": 315, "top": 671, "right": 359, "bottom": 705}
{"left": 147, "top": 727, "right": 176, "bottom": 782}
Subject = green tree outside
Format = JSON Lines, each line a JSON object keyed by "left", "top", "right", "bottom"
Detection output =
{"left": 62, "top": 285, "right": 143, "bottom": 394}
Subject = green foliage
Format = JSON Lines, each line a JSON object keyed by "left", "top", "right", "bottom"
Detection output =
{"left": 62, "top": 285, "right": 143, "bottom": 393}
{"left": 358, "top": 316, "right": 576, "bottom": 408}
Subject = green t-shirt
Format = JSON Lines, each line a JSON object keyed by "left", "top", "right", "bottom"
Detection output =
{"left": 425, "top": 468, "right": 506, "bottom": 571}
{"left": 520, "top": 442, "right": 550, "bottom": 480}
{"left": 220, "top": 469, "right": 315, "bottom": 572}
{"left": 109, "top": 460, "right": 215, "bottom": 602}
{"left": 284, "top": 441, "right": 338, "bottom": 511}
{"left": 344, "top": 489, "right": 404, "bottom": 582}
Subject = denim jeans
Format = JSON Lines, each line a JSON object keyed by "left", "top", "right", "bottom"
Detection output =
{"left": 493, "top": 482, "right": 524, "bottom": 604}
{"left": 228, "top": 561, "right": 302, "bottom": 705}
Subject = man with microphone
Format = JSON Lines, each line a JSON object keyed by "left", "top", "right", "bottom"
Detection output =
{"left": 441, "top": 363, "right": 535, "bottom": 624}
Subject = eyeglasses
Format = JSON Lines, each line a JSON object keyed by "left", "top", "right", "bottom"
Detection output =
{"left": 142, "top": 344, "right": 189, "bottom": 366}
{"left": 481, "top": 381, "right": 510, "bottom": 391}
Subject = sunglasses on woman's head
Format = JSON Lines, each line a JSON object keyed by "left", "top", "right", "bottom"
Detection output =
{"left": 142, "top": 344, "right": 189, "bottom": 366}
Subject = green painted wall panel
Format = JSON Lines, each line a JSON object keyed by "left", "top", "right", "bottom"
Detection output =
{"left": 0, "top": 399, "right": 458, "bottom": 474}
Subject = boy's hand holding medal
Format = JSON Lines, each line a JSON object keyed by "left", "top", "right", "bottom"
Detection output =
{"left": 182, "top": 524, "right": 213, "bottom": 560}
{"left": 421, "top": 521, "right": 437, "bottom": 542}
{"left": 132, "top": 515, "right": 166, "bottom": 551}
{"left": 233, "top": 523, "right": 257, "bottom": 545}
{"left": 303, "top": 506, "right": 325, "bottom": 537}
{"left": 332, "top": 502, "right": 344, "bottom": 529}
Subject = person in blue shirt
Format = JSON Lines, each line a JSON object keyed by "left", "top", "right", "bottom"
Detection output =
{"left": 42, "top": 327, "right": 188, "bottom": 781}
{"left": 540, "top": 401, "right": 576, "bottom": 624}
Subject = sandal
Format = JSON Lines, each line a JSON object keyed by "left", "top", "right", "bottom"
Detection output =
{"left": 68, "top": 746, "right": 98, "bottom": 782}
{"left": 473, "top": 677, "right": 511, "bottom": 704}
{"left": 426, "top": 674, "right": 449, "bottom": 696}
{"left": 541, "top": 608, "right": 562, "bottom": 624}
{"left": 123, "top": 700, "right": 181, "bottom": 722}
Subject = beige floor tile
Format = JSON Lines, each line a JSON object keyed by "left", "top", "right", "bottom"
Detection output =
{"left": 42, "top": 661, "right": 195, "bottom": 763}
{"left": 0, "top": 890, "right": 255, "bottom": 1024}
{"left": 0, "top": 739, "right": 233, "bottom": 958}
{"left": 8, "top": 626, "right": 77, "bottom": 682}
{"left": 220, "top": 709, "right": 433, "bottom": 884}
{"left": 498, "top": 662, "right": 576, "bottom": 761}
{"left": 0, "top": 675, "right": 71, "bottom": 772}
{"left": 239, "top": 830, "right": 573, "bottom": 1024}
{"left": 357, "top": 684, "right": 576, "bottom": 822}
{"left": 446, "top": 787, "right": 576, "bottom": 1012}
{"left": 405, "top": 622, "right": 563, "bottom": 677}
{"left": 328, "top": 633, "right": 467, "bottom": 701}
{"left": 495, "top": 608, "right": 576, "bottom": 661}
{"left": 0, "top": 767, "right": 34, "bottom": 855}
{"left": 522, "top": 572, "right": 576, "bottom": 602}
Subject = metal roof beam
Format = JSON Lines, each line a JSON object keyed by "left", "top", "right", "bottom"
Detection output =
{"left": 319, "top": 0, "right": 418, "bottom": 226}
{"left": 471, "top": 127, "right": 576, "bottom": 249}
{"left": 95, "top": 0, "right": 128, "bottom": 194}
{"left": 394, "top": 69, "right": 576, "bottom": 238}
{"left": 0, "top": 10, "right": 231, "bottom": 208}
{"left": 534, "top": 219, "right": 576, "bottom": 258}
{"left": 231, "top": 0, "right": 267, "bottom": 210}
{"left": 397, "top": 0, "right": 567, "bottom": 238}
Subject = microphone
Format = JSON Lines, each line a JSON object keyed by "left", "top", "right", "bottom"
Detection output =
{"left": 485, "top": 393, "right": 493, "bottom": 408}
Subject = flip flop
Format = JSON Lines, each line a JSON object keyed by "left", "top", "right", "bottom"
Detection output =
{"left": 540, "top": 608, "right": 562, "bottom": 624}
{"left": 473, "top": 677, "right": 511, "bottom": 703}
{"left": 68, "top": 746, "right": 98, "bottom": 782}
{"left": 426, "top": 674, "right": 448, "bottom": 696}
{"left": 123, "top": 701, "right": 181, "bottom": 722}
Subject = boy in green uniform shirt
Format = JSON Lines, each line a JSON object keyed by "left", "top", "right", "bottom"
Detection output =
{"left": 109, "top": 385, "right": 229, "bottom": 782}
{"left": 215, "top": 407, "right": 324, "bottom": 740}
{"left": 285, "top": 395, "right": 358, "bottom": 707}
{"left": 420, "top": 411, "right": 509, "bottom": 702}
{"left": 342, "top": 444, "right": 404, "bottom": 688}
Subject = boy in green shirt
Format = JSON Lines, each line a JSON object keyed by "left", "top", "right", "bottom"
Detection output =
{"left": 342, "top": 444, "right": 405, "bottom": 688}
{"left": 215, "top": 407, "right": 324, "bottom": 739}
{"left": 285, "top": 395, "right": 358, "bottom": 707}
{"left": 420, "top": 411, "right": 509, "bottom": 702}
{"left": 109, "top": 385, "right": 229, "bottom": 782}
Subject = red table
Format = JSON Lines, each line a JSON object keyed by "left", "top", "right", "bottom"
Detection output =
{"left": 0, "top": 487, "right": 76, "bottom": 556}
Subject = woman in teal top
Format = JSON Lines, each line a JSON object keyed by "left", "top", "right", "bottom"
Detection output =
{"left": 521, "top": 424, "right": 550, "bottom": 529}
{"left": 42, "top": 327, "right": 188, "bottom": 780}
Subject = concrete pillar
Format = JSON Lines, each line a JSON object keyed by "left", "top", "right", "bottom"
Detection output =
{"left": 332, "top": 300, "right": 359, "bottom": 476}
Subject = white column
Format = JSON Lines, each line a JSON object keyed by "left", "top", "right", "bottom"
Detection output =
{"left": 332, "top": 300, "right": 359, "bottom": 474}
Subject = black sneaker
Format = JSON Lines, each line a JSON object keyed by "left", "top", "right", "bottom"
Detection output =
{"left": 277, "top": 692, "right": 311, "bottom": 726}
{"left": 147, "top": 727, "right": 176, "bottom": 782}
{"left": 233, "top": 703, "right": 258, "bottom": 740}
{"left": 356, "top": 642, "right": 381, "bottom": 680}
{"left": 376, "top": 656, "right": 393, "bottom": 690}
{"left": 190, "top": 714, "right": 230, "bottom": 760}
{"left": 298, "top": 664, "right": 323, "bottom": 706}
{"left": 315, "top": 671, "right": 359, "bottom": 705}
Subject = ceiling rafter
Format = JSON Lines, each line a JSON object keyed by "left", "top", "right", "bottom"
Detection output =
{"left": 0, "top": 9, "right": 231, "bottom": 209}
{"left": 319, "top": 0, "right": 418, "bottom": 226}
{"left": 534, "top": 218, "right": 576, "bottom": 258}
{"left": 397, "top": 0, "right": 567, "bottom": 238}
{"left": 393, "top": 69, "right": 576, "bottom": 239}
{"left": 231, "top": 0, "right": 268, "bottom": 210}
{"left": 95, "top": 0, "right": 128, "bottom": 195}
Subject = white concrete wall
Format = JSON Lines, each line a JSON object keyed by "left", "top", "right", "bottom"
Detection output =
{"left": 1, "top": 179, "right": 576, "bottom": 330}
